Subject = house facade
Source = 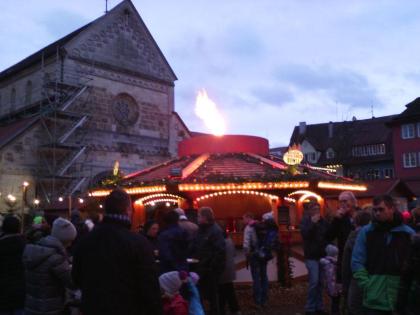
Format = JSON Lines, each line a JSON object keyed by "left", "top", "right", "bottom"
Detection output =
{"left": 388, "top": 97, "right": 420, "bottom": 196}
{"left": 289, "top": 116, "right": 396, "bottom": 180}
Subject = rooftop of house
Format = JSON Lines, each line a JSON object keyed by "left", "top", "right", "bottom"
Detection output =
{"left": 389, "top": 97, "right": 420, "bottom": 124}
{"left": 289, "top": 115, "right": 396, "bottom": 165}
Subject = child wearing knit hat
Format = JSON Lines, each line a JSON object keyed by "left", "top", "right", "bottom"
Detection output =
{"left": 320, "top": 244, "right": 341, "bottom": 315}
{"left": 159, "top": 271, "right": 188, "bottom": 315}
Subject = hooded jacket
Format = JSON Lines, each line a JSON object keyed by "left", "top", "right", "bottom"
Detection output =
{"left": 351, "top": 212, "right": 414, "bottom": 311}
{"left": 0, "top": 233, "right": 26, "bottom": 311}
{"left": 22, "top": 235, "right": 73, "bottom": 315}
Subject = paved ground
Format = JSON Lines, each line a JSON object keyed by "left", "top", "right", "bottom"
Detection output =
{"left": 234, "top": 246, "right": 308, "bottom": 283}
{"left": 235, "top": 282, "right": 310, "bottom": 315}
{"left": 230, "top": 245, "right": 311, "bottom": 314}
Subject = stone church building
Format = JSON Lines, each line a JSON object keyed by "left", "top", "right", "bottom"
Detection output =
{"left": 0, "top": 0, "right": 190, "bottom": 212}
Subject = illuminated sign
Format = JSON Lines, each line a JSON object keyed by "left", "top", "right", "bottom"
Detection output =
{"left": 283, "top": 145, "right": 304, "bottom": 165}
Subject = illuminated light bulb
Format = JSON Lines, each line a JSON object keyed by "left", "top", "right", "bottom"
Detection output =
{"left": 23, "top": 181, "right": 29, "bottom": 187}
{"left": 58, "top": 197, "right": 64, "bottom": 202}
{"left": 7, "top": 194, "right": 16, "bottom": 202}
{"left": 79, "top": 198, "right": 84, "bottom": 204}
{"left": 165, "top": 202, "right": 170, "bottom": 207}
{"left": 99, "top": 204, "right": 103, "bottom": 208}
{"left": 33, "top": 199, "right": 40, "bottom": 205}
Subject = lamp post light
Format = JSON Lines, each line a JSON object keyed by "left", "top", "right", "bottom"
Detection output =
{"left": 21, "top": 181, "right": 29, "bottom": 233}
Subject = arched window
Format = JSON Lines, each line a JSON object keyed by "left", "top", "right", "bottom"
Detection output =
{"left": 10, "top": 88, "right": 16, "bottom": 111}
{"left": 25, "top": 80, "right": 32, "bottom": 104}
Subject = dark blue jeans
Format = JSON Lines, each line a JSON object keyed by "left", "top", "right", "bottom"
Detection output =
{"left": 249, "top": 257, "right": 269, "bottom": 306}
{"left": 305, "top": 259, "right": 324, "bottom": 312}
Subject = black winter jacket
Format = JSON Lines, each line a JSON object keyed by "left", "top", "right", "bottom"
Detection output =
{"left": 72, "top": 216, "right": 163, "bottom": 315}
{"left": 300, "top": 216, "right": 328, "bottom": 260}
{"left": 192, "top": 223, "right": 226, "bottom": 277}
{"left": 23, "top": 235, "right": 74, "bottom": 315}
{"left": 396, "top": 234, "right": 420, "bottom": 315}
{"left": 158, "top": 223, "right": 189, "bottom": 273}
{"left": 0, "top": 233, "right": 25, "bottom": 311}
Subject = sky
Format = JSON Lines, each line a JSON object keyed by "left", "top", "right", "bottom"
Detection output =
{"left": 1, "top": 0, "right": 420, "bottom": 147}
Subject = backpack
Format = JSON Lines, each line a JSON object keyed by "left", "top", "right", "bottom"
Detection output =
{"left": 253, "top": 221, "right": 279, "bottom": 261}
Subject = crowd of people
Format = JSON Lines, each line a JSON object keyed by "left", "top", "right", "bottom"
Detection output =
{"left": 0, "top": 189, "right": 281, "bottom": 315}
{"left": 300, "top": 191, "right": 420, "bottom": 315}
{"left": 1, "top": 188, "right": 419, "bottom": 315}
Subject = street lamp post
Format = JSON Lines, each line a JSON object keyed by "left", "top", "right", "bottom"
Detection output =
{"left": 21, "top": 181, "right": 29, "bottom": 233}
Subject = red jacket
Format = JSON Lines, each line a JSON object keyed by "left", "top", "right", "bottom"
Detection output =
{"left": 163, "top": 294, "right": 188, "bottom": 315}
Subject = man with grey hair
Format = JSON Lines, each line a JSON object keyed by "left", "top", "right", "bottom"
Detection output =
{"left": 174, "top": 207, "right": 198, "bottom": 240}
{"left": 326, "top": 191, "right": 359, "bottom": 313}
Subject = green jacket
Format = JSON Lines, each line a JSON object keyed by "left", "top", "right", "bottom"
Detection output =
{"left": 351, "top": 217, "right": 414, "bottom": 311}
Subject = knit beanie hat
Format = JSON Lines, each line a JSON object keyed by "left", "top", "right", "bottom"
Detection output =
{"left": 325, "top": 244, "right": 338, "bottom": 257}
{"left": 159, "top": 271, "right": 182, "bottom": 296}
{"left": 51, "top": 218, "right": 77, "bottom": 243}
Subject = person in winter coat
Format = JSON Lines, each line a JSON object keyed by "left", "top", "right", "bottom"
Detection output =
{"left": 409, "top": 207, "right": 420, "bottom": 233}
{"left": 192, "top": 207, "right": 226, "bottom": 315}
{"left": 142, "top": 220, "right": 159, "bottom": 258}
{"left": 395, "top": 229, "right": 420, "bottom": 315}
{"left": 248, "top": 212, "right": 279, "bottom": 308}
{"left": 72, "top": 189, "right": 162, "bottom": 315}
{"left": 300, "top": 202, "right": 329, "bottom": 315}
{"left": 242, "top": 212, "right": 258, "bottom": 258}
{"left": 341, "top": 209, "right": 371, "bottom": 315}
{"left": 0, "top": 216, "right": 26, "bottom": 315}
{"left": 320, "top": 245, "right": 341, "bottom": 315}
{"left": 23, "top": 217, "right": 77, "bottom": 315}
{"left": 175, "top": 208, "right": 198, "bottom": 241}
{"left": 158, "top": 211, "right": 190, "bottom": 273}
{"left": 326, "top": 191, "right": 359, "bottom": 283}
{"left": 159, "top": 271, "right": 189, "bottom": 315}
{"left": 25, "top": 216, "right": 50, "bottom": 244}
{"left": 218, "top": 232, "right": 240, "bottom": 315}
{"left": 352, "top": 195, "right": 414, "bottom": 315}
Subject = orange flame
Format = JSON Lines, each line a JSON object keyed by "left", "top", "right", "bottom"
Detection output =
{"left": 195, "top": 89, "right": 226, "bottom": 136}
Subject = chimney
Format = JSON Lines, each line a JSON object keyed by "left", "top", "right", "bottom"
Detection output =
{"left": 328, "top": 121, "right": 333, "bottom": 138}
{"left": 299, "top": 122, "right": 306, "bottom": 135}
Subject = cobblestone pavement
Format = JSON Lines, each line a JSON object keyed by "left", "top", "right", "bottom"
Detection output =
{"left": 235, "top": 282, "right": 318, "bottom": 315}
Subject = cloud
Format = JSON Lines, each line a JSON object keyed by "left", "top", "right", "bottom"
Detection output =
{"left": 273, "top": 64, "right": 381, "bottom": 108}
{"left": 222, "top": 25, "right": 265, "bottom": 59}
{"left": 251, "top": 85, "right": 294, "bottom": 106}
{"left": 38, "top": 9, "right": 90, "bottom": 38}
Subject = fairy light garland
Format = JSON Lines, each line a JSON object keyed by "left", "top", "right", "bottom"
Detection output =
{"left": 196, "top": 190, "right": 279, "bottom": 202}
{"left": 134, "top": 193, "right": 183, "bottom": 205}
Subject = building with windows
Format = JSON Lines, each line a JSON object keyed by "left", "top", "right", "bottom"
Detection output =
{"left": 0, "top": 0, "right": 190, "bottom": 213}
{"left": 289, "top": 116, "right": 396, "bottom": 180}
{"left": 388, "top": 97, "right": 420, "bottom": 196}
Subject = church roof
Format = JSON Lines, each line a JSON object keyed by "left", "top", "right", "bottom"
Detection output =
{"left": 0, "top": 0, "right": 177, "bottom": 83}
{"left": 0, "top": 23, "right": 91, "bottom": 81}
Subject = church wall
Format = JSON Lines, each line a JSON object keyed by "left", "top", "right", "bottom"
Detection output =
{"left": 0, "top": 59, "right": 58, "bottom": 116}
